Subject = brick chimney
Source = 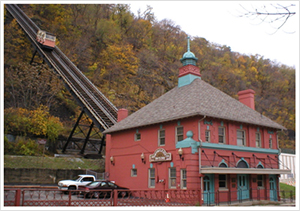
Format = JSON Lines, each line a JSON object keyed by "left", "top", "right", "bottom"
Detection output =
{"left": 238, "top": 89, "right": 255, "bottom": 110}
{"left": 117, "top": 108, "right": 128, "bottom": 122}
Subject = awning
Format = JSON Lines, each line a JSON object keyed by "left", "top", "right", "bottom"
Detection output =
{"left": 200, "top": 167, "right": 291, "bottom": 175}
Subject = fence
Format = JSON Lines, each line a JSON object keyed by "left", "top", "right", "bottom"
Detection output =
{"left": 85, "top": 170, "right": 108, "bottom": 180}
{"left": 203, "top": 188, "right": 295, "bottom": 206}
{"left": 4, "top": 188, "right": 295, "bottom": 206}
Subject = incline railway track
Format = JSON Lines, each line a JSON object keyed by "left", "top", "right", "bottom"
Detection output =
{"left": 5, "top": 4, "right": 118, "bottom": 131}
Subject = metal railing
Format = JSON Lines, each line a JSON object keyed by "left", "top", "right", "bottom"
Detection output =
{"left": 4, "top": 188, "right": 295, "bottom": 206}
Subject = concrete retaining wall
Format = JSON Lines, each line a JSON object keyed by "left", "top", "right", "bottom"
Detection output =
{"left": 4, "top": 168, "right": 88, "bottom": 184}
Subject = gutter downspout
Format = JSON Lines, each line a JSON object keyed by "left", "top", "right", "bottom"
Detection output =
{"left": 198, "top": 116, "right": 206, "bottom": 172}
{"left": 198, "top": 116, "right": 206, "bottom": 204}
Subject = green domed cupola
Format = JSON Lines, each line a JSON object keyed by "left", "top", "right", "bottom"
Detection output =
{"left": 178, "top": 36, "right": 201, "bottom": 87}
{"left": 180, "top": 36, "right": 198, "bottom": 66}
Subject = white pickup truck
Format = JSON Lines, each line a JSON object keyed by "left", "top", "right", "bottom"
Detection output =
{"left": 58, "top": 174, "right": 96, "bottom": 191}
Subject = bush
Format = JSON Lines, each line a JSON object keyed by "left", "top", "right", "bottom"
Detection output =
{"left": 4, "top": 136, "right": 41, "bottom": 156}
{"left": 4, "top": 105, "right": 63, "bottom": 140}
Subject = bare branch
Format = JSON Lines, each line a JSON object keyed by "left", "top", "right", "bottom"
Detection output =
{"left": 237, "top": 3, "right": 296, "bottom": 34}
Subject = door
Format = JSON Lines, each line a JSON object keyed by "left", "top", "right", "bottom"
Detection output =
{"left": 203, "top": 174, "right": 214, "bottom": 205}
{"left": 269, "top": 175, "right": 278, "bottom": 201}
{"left": 237, "top": 174, "right": 249, "bottom": 200}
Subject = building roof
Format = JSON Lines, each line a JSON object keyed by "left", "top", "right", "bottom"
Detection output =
{"left": 104, "top": 78, "right": 285, "bottom": 133}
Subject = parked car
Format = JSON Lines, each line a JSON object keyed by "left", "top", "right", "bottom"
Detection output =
{"left": 58, "top": 175, "right": 96, "bottom": 192}
{"left": 79, "top": 181, "right": 129, "bottom": 198}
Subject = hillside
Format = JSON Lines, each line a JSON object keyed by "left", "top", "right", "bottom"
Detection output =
{"left": 3, "top": 4, "right": 295, "bottom": 150}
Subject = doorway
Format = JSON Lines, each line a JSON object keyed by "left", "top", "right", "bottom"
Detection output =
{"left": 237, "top": 174, "right": 249, "bottom": 200}
{"left": 269, "top": 175, "right": 278, "bottom": 201}
{"left": 203, "top": 174, "right": 214, "bottom": 205}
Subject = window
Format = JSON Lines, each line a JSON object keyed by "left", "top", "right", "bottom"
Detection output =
{"left": 219, "top": 174, "right": 227, "bottom": 189}
{"left": 256, "top": 132, "right": 261, "bottom": 147}
{"left": 219, "top": 163, "right": 228, "bottom": 168}
{"left": 131, "top": 169, "right": 137, "bottom": 177}
{"left": 181, "top": 169, "right": 187, "bottom": 189}
{"left": 176, "top": 126, "right": 184, "bottom": 142}
{"left": 257, "top": 164, "right": 264, "bottom": 168}
{"left": 237, "top": 130, "right": 246, "bottom": 146}
{"left": 205, "top": 130, "right": 210, "bottom": 142}
{"left": 158, "top": 129, "right": 165, "bottom": 146}
{"left": 169, "top": 168, "right": 176, "bottom": 188}
{"left": 218, "top": 127, "right": 225, "bottom": 143}
{"left": 82, "top": 177, "right": 94, "bottom": 182}
{"left": 149, "top": 168, "right": 155, "bottom": 188}
{"left": 135, "top": 132, "right": 141, "bottom": 141}
{"left": 237, "top": 160, "right": 248, "bottom": 168}
{"left": 269, "top": 138, "right": 273, "bottom": 149}
{"left": 257, "top": 175, "right": 264, "bottom": 188}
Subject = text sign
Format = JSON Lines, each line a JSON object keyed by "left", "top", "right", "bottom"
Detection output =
{"left": 149, "top": 148, "right": 172, "bottom": 162}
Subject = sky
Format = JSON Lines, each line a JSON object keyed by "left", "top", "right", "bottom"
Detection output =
{"left": 128, "top": 1, "right": 299, "bottom": 70}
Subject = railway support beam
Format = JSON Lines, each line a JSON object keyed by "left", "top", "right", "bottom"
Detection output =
{"left": 80, "top": 122, "right": 94, "bottom": 154}
{"left": 62, "top": 109, "right": 84, "bottom": 153}
{"left": 29, "top": 50, "right": 37, "bottom": 64}
{"left": 98, "top": 134, "right": 106, "bottom": 155}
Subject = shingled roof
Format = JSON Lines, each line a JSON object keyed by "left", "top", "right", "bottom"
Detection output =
{"left": 104, "top": 78, "right": 285, "bottom": 134}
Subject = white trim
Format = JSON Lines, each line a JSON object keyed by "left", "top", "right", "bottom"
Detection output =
{"left": 200, "top": 167, "right": 291, "bottom": 175}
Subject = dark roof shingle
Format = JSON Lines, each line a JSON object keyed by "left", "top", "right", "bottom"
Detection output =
{"left": 104, "top": 79, "right": 285, "bottom": 133}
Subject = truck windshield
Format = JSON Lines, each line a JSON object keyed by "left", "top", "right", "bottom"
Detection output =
{"left": 75, "top": 176, "right": 82, "bottom": 182}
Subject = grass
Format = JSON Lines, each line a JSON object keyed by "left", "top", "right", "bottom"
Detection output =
{"left": 4, "top": 155, "right": 105, "bottom": 171}
{"left": 280, "top": 183, "right": 295, "bottom": 198}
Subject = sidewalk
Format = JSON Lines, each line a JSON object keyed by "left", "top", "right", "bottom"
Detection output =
{"left": 218, "top": 200, "right": 295, "bottom": 206}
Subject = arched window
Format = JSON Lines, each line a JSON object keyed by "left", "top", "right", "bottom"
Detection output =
{"left": 218, "top": 159, "right": 228, "bottom": 168}
{"left": 237, "top": 159, "right": 249, "bottom": 168}
{"left": 257, "top": 164, "right": 264, "bottom": 168}
{"left": 219, "top": 163, "right": 227, "bottom": 168}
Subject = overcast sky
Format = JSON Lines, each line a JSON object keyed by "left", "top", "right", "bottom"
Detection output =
{"left": 129, "top": 1, "right": 299, "bottom": 70}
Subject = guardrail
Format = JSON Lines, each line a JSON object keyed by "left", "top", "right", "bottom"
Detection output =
{"left": 4, "top": 188, "right": 295, "bottom": 206}
{"left": 4, "top": 189, "right": 200, "bottom": 206}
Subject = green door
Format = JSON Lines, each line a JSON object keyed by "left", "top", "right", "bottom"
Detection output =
{"left": 203, "top": 174, "right": 214, "bottom": 205}
{"left": 269, "top": 175, "right": 278, "bottom": 201}
{"left": 237, "top": 174, "right": 249, "bottom": 200}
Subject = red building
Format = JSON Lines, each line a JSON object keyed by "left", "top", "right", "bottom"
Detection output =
{"left": 104, "top": 37, "right": 290, "bottom": 204}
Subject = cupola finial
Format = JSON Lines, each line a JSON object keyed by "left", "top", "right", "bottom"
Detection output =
{"left": 187, "top": 36, "right": 190, "bottom": 52}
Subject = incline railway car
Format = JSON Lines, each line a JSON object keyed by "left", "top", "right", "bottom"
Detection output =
{"left": 36, "top": 30, "right": 56, "bottom": 49}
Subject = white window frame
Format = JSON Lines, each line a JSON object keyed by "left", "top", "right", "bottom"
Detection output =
{"left": 169, "top": 168, "right": 176, "bottom": 189}
{"left": 181, "top": 169, "right": 187, "bottom": 189}
{"left": 205, "top": 130, "right": 211, "bottom": 142}
{"left": 256, "top": 132, "right": 261, "bottom": 148}
{"left": 176, "top": 126, "right": 184, "bottom": 143}
{"left": 269, "top": 138, "right": 273, "bottom": 149}
{"left": 148, "top": 168, "right": 155, "bottom": 188}
{"left": 131, "top": 169, "right": 137, "bottom": 177}
{"left": 257, "top": 175, "right": 264, "bottom": 188}
{"left": 237, "top": 130, "right": 246, "bottom": 146}
{"left": 218, "top": 174, "right": 227, "bottom": 189}
{"left": 135, "top": 132, "right": 141, "bottom": 141}
{"left": 218, "top": 127, "right": 225, "bottom": 144}
{"left": 158, "top": 129, "right": 165, "bottom": 146}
